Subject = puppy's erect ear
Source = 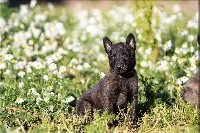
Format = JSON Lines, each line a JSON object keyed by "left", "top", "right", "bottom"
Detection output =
{"left": 103, "top": 37, "right": 113, "bottom": 53}
{"left": 126, "top": 33, "right": 136, "bottom": 50}
{"left": 197, "top": 34, "right": 200, "bottom": 45}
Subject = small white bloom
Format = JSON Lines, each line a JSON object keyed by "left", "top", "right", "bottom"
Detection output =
{"left": 175, "top": 48, "right": 181, "bottom": 55}
{"left": 30, "top": 0, "right": 37, "bottom": 8}
{"left": 180, "top": 30, "right": 188, "bottom": 36}
{"left": 16, "top": 97, "right": 24, "bottom": 104}
{"left": 100, "top": 72, "right": 105, "bottom": 78}
{"left": 83, "top": 63, "right": 90, "bottom": 69}
{"left": 28, "top": 88, "right": 39, "bottom": 96}
{"left": 19, "top": 82, "right": 24, "bottom": 88}
{"left": 49, "top": 63, "right": 57, "bottom": 71}
{"left": 187, "top": 20, "right": 198, "bottom": 29}
{"left": 176, "top": 76, "right": 189, "bottom": 85}
{"left": 4, "top": 54, "right": 14, "bottom": 61}
{"left": 4, "top": 69, "right": 11, "bottom": 75}
{"left": 0, "top": 62, "right": 6, "bottom": 70}
{"left": 19, "top": 5, "right": 29, "bottom": 15}
{"left": 64, "top": 96, "right": 75, "bottom": 104}
{"left": 14, "top": 61, "right": 26, "bottom": 70}
{"left": 163, "top": 40, "right": 172, "bottom": 51}
{"left": 47, "top": 2, "right": 55, "bottom": 10}
{"left": 156, "top": 60, "right": 168, "bottom": 71}
{"left": 140, "top": 61, "right": 148, "bottom": 67}
{"left": 43, "top": 75, "right": 49, "bottom": 81}
{"left": 36, "top": 97, "right": 42, "bottom": 105}
{"left": 59, "top": 66, "right": 66, "bottom": 73}
{"left": 18, "top": 71, "right": 26, "bottom": 78}
{"left": 26, "top": 67, "right": 32, "bottom": 73}
{"left": 172, "top": 4, "right": 181, "bottom": 13}
{"left": 188, "top": 35, "right": 194, "bottom": 42}
{"left": 167, "top": 86, "right": 173, "bottom": 90}
{"left": 77, "top": 65, "right": 83, "bottom": 71}
{"left": 44, "top": 97, "right": 50, "bottom": 103}
{"left": 32, "top": 61, "right": 43, "bottom": 70}
{"left": 46, "top": 86, "right": 53, "bottom": 92}
{"left": 181, "top": 76, "right": 189, "bottom": 84}
{"left": 190, "top": 46, "right": 194, "bottom": 53}
{"left": 48, "top": 105, "right": 54, "bottom": 112}
{"left": 145, "top": 48, "right": 152, "bottom": 55}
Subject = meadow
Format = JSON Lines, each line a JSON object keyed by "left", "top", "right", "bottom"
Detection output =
{"left": 0, "top": 1, "right": 199, "bottom": 132}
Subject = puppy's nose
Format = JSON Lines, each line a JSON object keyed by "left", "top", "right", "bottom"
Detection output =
{"left": 117, "top": 65, "right": 123, "bottom": 69}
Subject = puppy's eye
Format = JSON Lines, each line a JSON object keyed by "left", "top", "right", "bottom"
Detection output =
{"left": 111, "top": 56, "right": 115, "bottom": 59}
{"left": 123, "top": 54, "right": 128, "bottom": 58}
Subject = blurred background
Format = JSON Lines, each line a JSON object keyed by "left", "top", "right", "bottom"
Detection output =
{"left": 5, "top": 0, "right": 199, "bottom": 18}
{"left": 0, "top": 0, "right": 199, "bottom": 132}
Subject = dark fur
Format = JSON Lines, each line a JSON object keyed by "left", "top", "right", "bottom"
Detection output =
{"left": 182, "top": 71, "right": 199, "bottom": 105}
{"left": 76, "top": 33, "right": 138, "bottom": 121}
{"left": 182, "top": 34, "right": 200, "bottom": 106}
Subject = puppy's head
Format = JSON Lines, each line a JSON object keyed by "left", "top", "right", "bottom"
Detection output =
{"left": 103, "top": 33, "right": 136, "bottom": 74}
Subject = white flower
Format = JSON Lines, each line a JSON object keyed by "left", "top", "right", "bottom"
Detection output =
{"left": 14, "top": 61, "right": 26, "bottom": 70}
{"left": 46, "top": 86, "right": 53, "bottom": 92}
{"left": 30, "top": 0, "right": 37, "bottom": 8}
{"left": 175, "top": 48, "right": 181, "bottom": 55}
{"left": 49, "top": 63, "right": 57, "bottom": 71}
{"left": 187, "top": 20, "right": 197, "bottom": 29}
{"left": 32, "top": 61, "right": 43, "bottom": 70}
{"left": 18, "top": 71, "right": 26, "bottom": 78}
{"left": 190, "top": 46, "right": 194, "bottom": 53}
{"left": 100, "top": 72, "right": 105, "bottom": 78}
{"left": 28, "top": 88, "right": 39, "bottom": 96}
{"left": 83, "top": 63, "right": 90, "bottom": 69}
{"left": 145, "top": 48, "right": 152, "bottom": 55}
{"left": 77, "top": 65, "right": 83, "bottom": 71}
{"left": 64, "top": 96, "right": 75, "bottom": 104}
{"left": 48, "top": 105, "right": 54, "bottom": 112}
{"left": 59, "top": 66, "right": 67, "bottom": 73}
{"left": 180, "top": 30, "right": 188, "bottom": 36}
{"left": 43, "top": 75, "right": 49, "bottom": 81}
{"left": 188, "top": 35, "right": 194, "bottom": 42}
{"left": 167, "top": 86, "right": 173, "bottom": 90}
{"left": 19, "top": 82, "right": 24, "bottom": 88}
{"left": 36, "top": 97, "right": 42, "bottom": 105}
{"left": 0, "top": 62, "right": 6, "bottom": 70}
{"left": 140, "top": 61, "right": 148, "bottom": 67}
{"left": 4, "top": 54, "right": 14, "bottom": 61}
{"left": 163, "top": 40, "right": 172, "bottom": 51}
{"left": 0, "top": 0, "right": 7, "bottom": 3}
{"left": 44, "top": 97, "right": 50, "bottom": 103}
{"left": 47, "top": 2, "right": 55, "bottom": 10}
{"left": 35, "top": 14, "right": 47, "bottom": 23}
{"left": 19, "top": 5, "right": 29, "bottom": 15}
{"left": 176, "top": 76, "right": 189, "bottom": 85}
{"left": 16, "top": 97, "right": 24, "bottom": 104}
{"left": 156, "top": 60, "right": 168, "bottom": 71}
{"left": 172, "top": 4, "right": 181, "bottom": 13}
{"left": 26, "top": 67, "right": 32, "bottom": 73}
{"left": 4, "top": 69, "right": 11, "bottom": 76}
{"left": 172, "top": 55, "right": 177, "bottom": 61}
{"left": 0, "top": 17, "right": 6, "bottom": 31}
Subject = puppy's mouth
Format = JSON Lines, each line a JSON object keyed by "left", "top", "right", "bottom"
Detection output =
{"left": 112, "top": 67, "right": 128, "bottom": 74}
{"left": 111, "top": 65, "right": 134, "bottom": 75}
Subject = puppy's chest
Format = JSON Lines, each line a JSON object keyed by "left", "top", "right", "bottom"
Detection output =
{"left": 117, "top": 77, "right": 133, "bottom": 93}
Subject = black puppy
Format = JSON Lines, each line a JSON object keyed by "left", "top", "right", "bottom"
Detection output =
{"left": 76, "top": 33, "right": 138, "bottom": 122}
